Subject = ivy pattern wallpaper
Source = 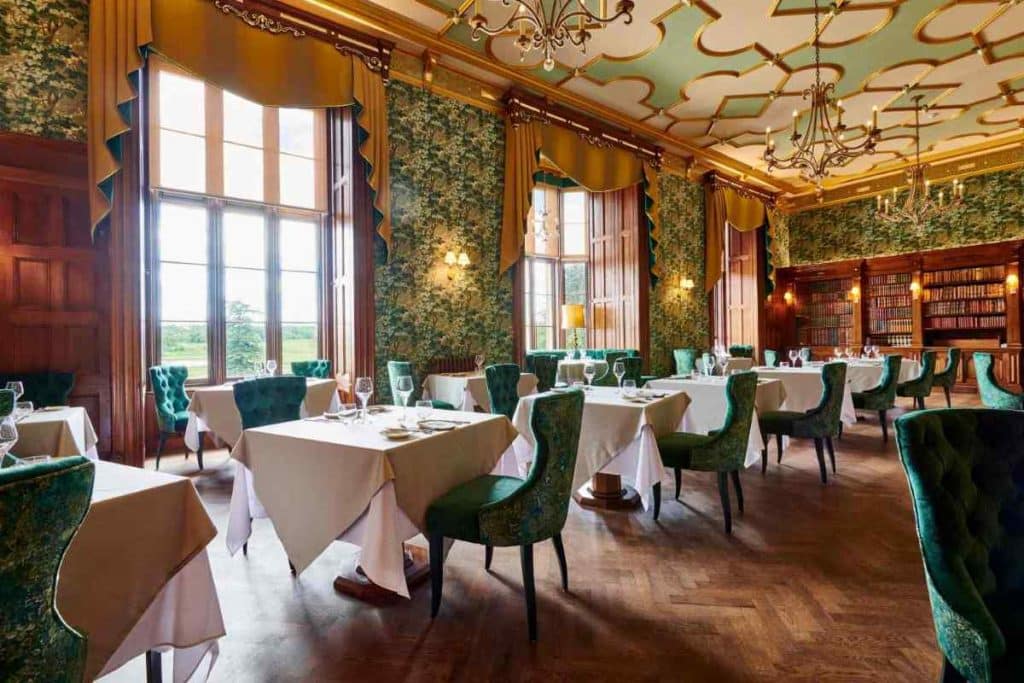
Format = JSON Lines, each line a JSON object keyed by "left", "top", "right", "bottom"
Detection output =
{"left": 0, "top": 0, "right": 88, "bottom": 141}
{"left": 787, "top": 167, "right": 1024, "bottom": 265}
{"left": 375, "top": 81, "right": 513, "bottom": 400}
{"left": 648, "top": 173, "right": 709, "bottom": 377}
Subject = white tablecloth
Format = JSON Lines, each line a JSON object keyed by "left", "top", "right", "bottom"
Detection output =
{"left": 753, "top": 367, "right": 857, "bottom": 425}
{"left": 227, "top": 407, "right": 518, "bottom": 597}
{"left": 645, "top": 377, "right": 786, "bottom": 468}
{"left": 14, "top": 407, "right": 99, "bottom": 460}
{"left": 843, "top": 359, "right": 921, "bottom": 393}
{"left": 58, "top": 462, "right": 223, "bottom": 682}
{"left": 422, "top": 372, "right": 538, "bottom": 412}
{"left": 185, "top": 378, "right": 340, "bottom": 451}
{"left": 506, "top": 387, "right": 690, "bottom": 510}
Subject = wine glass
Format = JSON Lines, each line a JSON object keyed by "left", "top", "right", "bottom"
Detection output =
{"left": 6, "top": 382, "right": 24, "bottom": 403}
{"left": 252, "top": 360, "right": 264, "bottom": 378}
{"left": 396, "top": 375, "right": 414, "bottom": 423}
{"left": 844, "top": 348, "right": 853, "bottom": 360}
{"left": 474, "top": 354, "right": 485, "bottom": 373}
{"left": 718, "top": 355, "right": 729, "bottom": 376}
{"left": 415, "top": 399, "right": 433, "bottom": 423}
{"left": 265, "top": 359, "right": 278, "bottom": 376}
{"left": 833, "top": 347, "right": 841, "bottom": 361}
{"left": 788, "top": 349, "right": 799, "bottom": 366}
{"left": 613, "top": 360, "right": 626, "bottom": 389}
{"left": 354, "top": 376, "right": 374, "bottom": 423}
{"left": 0, "top": 415, "right": 18, "bottom": 461}
{"left": 583, "top": 362, "right": 596, "bottom": 387}
{"left": 862, "top": 345, "right": 870, "bottom": 358}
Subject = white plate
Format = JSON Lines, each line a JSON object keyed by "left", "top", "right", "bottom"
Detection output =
{"left": 381, "top": 428, "right": 413, "bottom": 441}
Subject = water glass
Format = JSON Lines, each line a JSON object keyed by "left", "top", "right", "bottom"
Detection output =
{"left": 0, "top": 416, "right": 18, "bottom": 459}
{"left": 252, "top": 360, "right": 264, "bottom": 378}
{"left": 622, "top": 379, "right": 637, "bottom": 398}
{"left": 5, "top": 382, "right": 24, "bottom": 402}
{"left": 415, "top": 400, "right": 433, "bottom": 422}
{"left": 354, "top": 376, "right": 374, "bottom": 423}
{"left": 339, "top": 402, "right": 357, "bottom": 424}
{"left": 583, "top": 362, "right": 596, "bottom": 386}
{"left": 265, "top": 359, "right": 278, "bottom": 376}
{"left": 396, "top": 375, "right": 414, "bottom": 422}
{"left": 474, "top": 354, "right": 486, "bottom": 373}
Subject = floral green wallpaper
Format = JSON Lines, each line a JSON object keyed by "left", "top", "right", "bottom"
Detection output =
{"left": 0, "top": 0, "right": 88, "bottom": 141}
{"left": 375, "top": 81, "right": 513, "bottom": 400}
{"left": 787, "top": 167, "right": 1024, "bottom": 265}
{"left": 648, "top": 173, "right": 709, "bottom": 377}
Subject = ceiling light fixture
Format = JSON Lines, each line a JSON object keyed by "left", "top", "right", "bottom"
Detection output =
{"left": 875, "top": 94, "right": 964, "bottom": 228}
{"left": 469, "top": 0, "right": 635, "bottom": 72}
{"left": 763, "top": 0, "right": 881, "bottom": 184}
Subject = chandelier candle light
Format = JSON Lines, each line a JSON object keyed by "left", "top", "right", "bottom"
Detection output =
{"left": 469, "top": 0, "right": 635, "bottom": 71}
{"left": 763, "top": 0, "right": 882, "bottom": 183}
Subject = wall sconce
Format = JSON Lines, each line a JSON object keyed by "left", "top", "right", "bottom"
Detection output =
{"left": 848, "top": 285, "right": 861, "bottom": 304}
{"left": 783, "top": 290, "right": 794, "bottom": 306}
{"left": 444, "top": 250, "right": 470, "bottom": 280}
{"left": 1007, "top": 273, "right": 1019, "bottom": 295}
{"left": 680, "top": 276, "right": 695, "bottom": 291}
{"left": 909, "top": 280, "right": 922, "bottom": 300}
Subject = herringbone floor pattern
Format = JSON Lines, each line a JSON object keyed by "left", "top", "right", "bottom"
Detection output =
{"left": 107, "top": 393, "right": 974, "bottom": 682}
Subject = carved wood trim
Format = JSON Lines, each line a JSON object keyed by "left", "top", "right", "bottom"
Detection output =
{"left": 707, "top": 172, "right": 778, "bottom": 207}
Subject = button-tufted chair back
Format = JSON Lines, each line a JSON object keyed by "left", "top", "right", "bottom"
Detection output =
{"left": 531, "top": 354, "right": 559, "bottom": 393}
{"left": 233, "top": 376, "right": 307, "bottom": 430}
{"left": 290, "top": 359, "right": 331, "bottom": 379}
{"left": 0, "top": 372, "right": 75, "bottom": 408}
{"left": 485, "top": 363, "right": 521, "bottom": 420}
{"left": 673, "top": 348, "right": 698, "bottom": 375}
{"left": 794, "top": 362, "right": 847, "bottom": 439}
{"left": 974, "top": 352, "right": 1024, "bottom": 410}
{"left": 149, "top": 365, "right": 190, "bottom": 434}
{"left": 763, "top": 349, "right": 779, "bottom": 367}
{"left": 728, "top": 344, "right": 754, "bottom": 358}
{"left": 896, "top": 409, "right": 1024, "bottom": 682}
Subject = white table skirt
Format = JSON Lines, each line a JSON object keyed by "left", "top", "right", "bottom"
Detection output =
{"left": 423, "top": 372, "right": 538, "bottom": 412}
{"left": 844, "top": 359, "right": 921, "bottom": 393}
{"left": 14, "top": 406, "right": 99, "bottom": 460}
{"left": 753, "top": 367, "right": 857, "bottom": 426}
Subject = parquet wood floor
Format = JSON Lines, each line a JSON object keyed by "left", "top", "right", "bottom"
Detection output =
{"left": 103, "top": 392, "right": 976, "bottom": 682}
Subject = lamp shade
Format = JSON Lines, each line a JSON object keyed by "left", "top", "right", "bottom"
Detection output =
{"left": 561, "top": 303, "right": 585, "bottom": 330}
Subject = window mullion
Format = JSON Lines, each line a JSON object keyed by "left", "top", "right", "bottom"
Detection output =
{"left": 210, "top": 199, "right": 225, "bottom": 385}
{"left": 268, "top": 208, "right": 282, "bottom": 367}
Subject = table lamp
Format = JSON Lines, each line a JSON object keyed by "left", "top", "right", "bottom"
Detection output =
{"left": 561, "top": 304, "right": 585, "bottom": 359}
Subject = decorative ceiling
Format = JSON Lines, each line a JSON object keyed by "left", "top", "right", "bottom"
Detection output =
{"left": 307, "top": 0, "right": 1024, "bottom": 197}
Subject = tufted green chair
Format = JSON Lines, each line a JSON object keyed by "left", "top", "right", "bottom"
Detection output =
{"left": 852, "top": 354, "right": 902, "bottom": 443}
{"left": 484, "top": 364, "right": 522, "bottom": 420}
{"left": 0, "top": 372, "right": 75, "bottom": 408}
{"left": 531, "top": 354, "right": 560, "bottom": 393}
{"left": 673, "top": 348, "right": 698, "bottom": 376}
{"left": 973, "top": 353, "right": 1024, "bottom": 410}
{"left": 290, "top": 359, "right": 331, "bottom": 379}
{"left": 759, "top": 362, "right": 847, "bottom": 483}
{"left": 728, "top": 344, "right": 754, "bottom": 358}
{"left": 149, "top": 365, "right": 204, "bottom": 471}
{"left": 426, "top": 390, "right": 584, "bottom": 642}
{"left": 386, "top": 361, "right": 455, "bottom": 411}
{"left": 525, "top": 350, "right": 568, "bottom": 374}
{"left": 233, "top": 376, "right": 307, "bottom": 430}
{"left": 593, "top": 355, "right": 643, "bottom": 387}
{"left": 0, "top": 455, "right": 94, "bottom": 682}
{"left": 931, "top": 348, "right": 961, "bottom": 409}
{"left": 898, "top": 350, "right": 937, "bottom": 410}
{"left": 764, "top": 349, "right": 779, "bottom": 367}
{"left": 896, "top": 409, "right": 1024, "bottom": 683}
{"left": 654, "top": 372, "right": 758, "bottom": 533}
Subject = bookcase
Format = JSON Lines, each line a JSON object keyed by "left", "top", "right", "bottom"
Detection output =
{"left": 866, "top": 271, "right": 913, "bottom": 348}
{"left": 795, "top": 277, "right": 854, "bottom": 348}
{"left": 922, "top": 265, "right": 1007, "bottom": 336}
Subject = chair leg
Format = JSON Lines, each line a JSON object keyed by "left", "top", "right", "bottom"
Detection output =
{"left": 838, "top": 422, "right": 843, "bottom": 440}
{"left": 776, "top": 433, "right": 784, "bottom": 464}
{"left": 716, "top": 472, "right": 732, "bottom": 535}
{"left": 196, "top": 431, "right": 205, "bottom": 470}
{"left": 729, "top": 470, "right": 744, "bottom": 514}
{"left": 145, "top": 650, "right": 162, "bottom": 683}
{"left": 289, "top": 560, "right": 296, "bottom": 576}
{"left": 429, "top": 532, "right": 444, "bottom": 618}
{"left": 879, "top": 410, "right": 888, "bottom": 443}
{"left": 825, "top": 436, "right": 837, "bottom": 474}
{"left": 814, "top": 438, "right": 828, "bottom": 484}
{"left": 551, "top": 533, "right": 568, "bottom": 592}
{"left": 943, "top": 385, "right": 951, "bottom": 409}
{"left": 761, "top": 447, "right": 768, "bottom": 475}
{"left": 485, "top": 545, "right": 493, "bottom": 571}
{"left": 652, "top": 481, "right": 661, "bottom": 521}
{"left": 155, "top": 432, "right": 167, "bottom": 471}
{"left": 673, "top": 467, "right": 682, "bottom": 500}
{"left": 520, "top": 544, "right": 537, "bottom": 642}
{"left": 920, "top": 396, "right": 926, "bottom": 410}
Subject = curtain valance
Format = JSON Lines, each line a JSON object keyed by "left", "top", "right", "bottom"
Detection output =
{"left": 703, "top": 184, "right": 771, "bottom": 292}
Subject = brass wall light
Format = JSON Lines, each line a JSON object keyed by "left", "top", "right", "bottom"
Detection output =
{"left": 444, "top": 250, "right": 471, "bottom": 280}
{"left": 1007, "top": 273, "right": 1019, "bottom": 296}
{"left": 783, "top": 290, "right": 794, "bottom": 306}
{"left": 848, "top": 285, "right": 861, "bottom": 304}
{"left": 909, "top": 280, "right": 922, "bottom": 300}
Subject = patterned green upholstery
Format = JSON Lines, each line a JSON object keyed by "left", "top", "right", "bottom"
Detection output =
{"left": 896, "top": 409, "right": 1024, "bottom": 682}
{"left": 386, "top": 361, "right": 455, "bottom": 411}
{"left": 898, "top": 350, "right": 937, "bottom": 409}
{"left": 655, "top": 372, "right": 758, "bottom": 532}
{"left": 290, "top": 359, "right": 331, "bottom": 379}
{"left": 853, "top": 354, "right": 902, "bottom": 442}
{"left": 0, "top": 372, "right": 74, "bottom": 408}
{"left": 728, "top": 344, "right": 754, "bottom": 358}
{"left": 524, "top": 349, "right": 639, "bottom": 373}
{"left": 0, "top": 388, "right": 13, "bottom": 418}
{"left": 764, "top": 349, "right": 779, "bottom": 367}
{"left": 149, "top": 365, "right": 190, "bottom": 434}
{"left": 933, "top": 348, "right": 961, "bottom": 389}
{"left": 0, "top": 455, "right": 94, "bottom": 682}
{"left": 673, "top": 348, "right": 698, "bottom": 375}
{"left": 531, "top": 354, "right": 559, "bottom": 392}
{"left": 525, "top": 350, "right": 567, "bottom": 374}
{"left": 485, "top": 364, "right": 521, "bottom": 419}
{"left": 974, "top": 353, "right": 1024, "bottom": 410}
{"left": 233, "top": 376, "right": 307, "bottom": 429}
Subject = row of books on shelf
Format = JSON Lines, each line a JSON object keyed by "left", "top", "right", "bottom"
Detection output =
{"left": 870, "top": 304, "right": 912, "bottom": 318}
{"left": 924, "top": 315, "right": 1007, "bottom": 330}
{"left": 870, "top": 334, "right": 913, "bottom": 347}
{"left": 800, "top": 315, "right": 853, "bottom": 330}
{"left": 870, "top": 294, "right": 912, "bottom": 308}
{"left": 869, "top": 285, "right": 913, "bottom": 298}
{"left": 923, "top": 265, "right": 1005, "bottom": 286}
{"left": 801, "top": 302, "right": 853, "bottom": 316}
{"left": 799, "top": 329, "right": 852, "bottom": 346}
{"left": 868, "top": 272, "right": 913, "bottom": 286}
{"left": 804, "top": 279, "right": 852, "bottom": 294}
{"left": 806, "top": 291, "right": 852, "bottom": 304}
{"left": 869, "top": 319, "right": 913, "bottom": 334}
{"left": 924, "top": 299, "right": 1006, "bottom": 316}
{"left": 922, "top": 283, "right": 1005, "bottom": 302}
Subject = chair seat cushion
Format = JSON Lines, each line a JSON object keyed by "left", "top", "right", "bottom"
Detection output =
{"left": 656, "top": 432, "right": 715, "bottom": 467}
{"left": 430, "top": 400, "right": 456, "bottom": 411}
{"left": 897, "top": 381, "right": 925, "bottom": 398}
{"left": 426, "top": 475, "right": 524, "bottom": 544}
{"left": 758, "top": 410, "right": 806, "bottom": 436}
{"left": 852, "top": 391, "right": 888, "bottom": 411}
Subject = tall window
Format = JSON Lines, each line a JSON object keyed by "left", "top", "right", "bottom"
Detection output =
{"left": 147, "top": 59, "right": 327, "bottom": 383}
{"left": 523, "top": 184, "right": 589, "bottom": 350}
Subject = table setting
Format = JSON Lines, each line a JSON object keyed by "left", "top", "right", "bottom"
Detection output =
{"left": 0, "top": 381, "right": 99, "bottom": 461}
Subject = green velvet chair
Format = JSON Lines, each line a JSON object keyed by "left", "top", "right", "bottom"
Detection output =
{"left": 974, "top": 353, "right": 1024, "bottom": 410}
{"left": 654, "top": 372, "right": 758, "bottom": 533}
{"left": 290, "top": 359, "right": 331, "bottom": 379}
{"left": 759, "top": 362, "right": 847, "bottom": 483}
{"left": 593, "top": 355, "right": 642, "bottom": 387}
{"left": 0, "top": 372, "right": 75, "bottom": 408}
{"left": 898, "top": 350, "right": 937, "bottom": 410}
{"left": 895, "top": 408, "right": 1024, "bottom": 682}
{"left": 531, "top": 354, "right": 560, "bottom": 392}
{"left": 852, "top": 354, "right": 902, "bottom": 443}
{"left": 485, "top": 363, "right": 522, "bottom": 419}
{"left": 386, "top": 361, "right": 455, "bottom": 411}
{"left": 931, "top": 348, "right": 961, "bottom": 409}
{"left": 426, "top": 389, "right": 585, "bottom": 642}
{"left": 674, "top": 348, "right": 698, "bottom": 376}
{"left": 149, "top": 365, "right": 204, "bottom": 471}
{"left": 0, "top": 455, "right": 94, "bottom": 682}
{"left": 764, "top": 349, "right": 779, "bottom": 367}
{"left": 728, "top": 344, "right": 754, "bottom": 358}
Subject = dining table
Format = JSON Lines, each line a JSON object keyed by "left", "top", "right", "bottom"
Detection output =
{"left": 422, "top": 371, "right": 538, "bottom": 412}
{"left": 57, "top": 461, "right": 224, "bottom": 682}
{"left": 694, "top": 357, "right": 755, "bottom": 374}
{"left": 841, "top": 357, "right": 921, "bottom": 392}
{"left": 753, "top": 366, "right": 857, "bottom": 426}
{"left": 13, "top": 406, "right": 99, "bottom": 460}
{"left": 555, "top": 359, "right": 607, "bottom": 384}
{"left": 226, "top": 406, "right": 518, "bottom": 598}
{"left": 184, "top": 377, "right": 340, "bottom": 451}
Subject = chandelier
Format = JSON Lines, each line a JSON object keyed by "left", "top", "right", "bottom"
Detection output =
{"left": 469, "top": 0, "right": 635, "bottom": 72}
{"left": 763, "top": 0, "right": 881, "bottom": 184}
{"left": 875, "top": 94, "right": 964, "bottom": 227}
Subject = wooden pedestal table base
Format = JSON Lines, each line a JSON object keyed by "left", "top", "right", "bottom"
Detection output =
{"left": 573, "top": 472, "right": 641, "bottom": 511}
{"left": 333, "top": 544, "right": 429, "bottom": 603}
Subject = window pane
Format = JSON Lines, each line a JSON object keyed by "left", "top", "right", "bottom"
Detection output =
{"left": 226, "top": 323, "right": 266, "bottom": 378}
{"left": 282, "top": 323, "right": 317, "bottom": 368}
{"left": 223, "top": 211, "right": 265, "bottom": 268}
{"left": 535, "top": 327, "right": 552, "bottom": 350}
{"left": 160, "top": 323, "right": 208, "bottom": 381}
{"left": 279, "top": 155, "right": 316, "bottom": 208}
{"left": 563, "top": 191, "right": 585, "bottom": 223}
{"left": 159, "top": 72, "right": 204, "bottom": 135}
{"left": 160, "top": 263, "right": 207, "bottom": 321}
{"left": 563, "top": 262, "right": 587, "bottom": 305}
{"left": 225, "top": 268, "right": 266, "bottom": 321}
{"left": 158, "top": 203, "right": 207, "bottom": 264}
{"left": 223, "top": 92, "right": 263, "bottom": 147}
{"left": 532, "top": 261, "right": 552, "bottom": 295}
{"left": 223, "top": 143, "right": 264, "bottom": 201}
{"left": 279, "top": 108, "right": 315, "bottom": 157}
{"left": 280, "top": 218, "right": 318, "bottom": 270}
{"left": 159, "top": 130, "right": 206, "bottom": 193}
{"left": 281, "top": 271, "right": 318, "bottom": 322}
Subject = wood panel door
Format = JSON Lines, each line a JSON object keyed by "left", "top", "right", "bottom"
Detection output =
{"left": 588, "top": 187, "right": 641, "bottom": 352}
{"left": 726, "top": 225, "right": 759, "bottom": 350}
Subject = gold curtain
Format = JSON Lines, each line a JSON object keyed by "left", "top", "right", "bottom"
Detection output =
{"left": 723, "top": 188, "right": 766, "bottom": 231}
{"left": 353, "top": 59, "right": 391, "bottom": 256}
{"left": 499, "top": 120, "right": 541, "bottom": 275}
{"left": 704, "top": 185, "right": 768, "bottom": 292}
{"left": 538, "top": 125, "right": 643, "bottom": 192}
